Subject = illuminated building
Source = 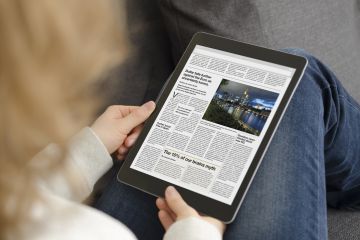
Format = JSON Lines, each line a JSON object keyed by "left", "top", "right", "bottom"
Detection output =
{"left": 232, "top": 106, "right": 242, "bottom": 120}
{"left": 240, "top": 88, "right": 249, "bottom": 105}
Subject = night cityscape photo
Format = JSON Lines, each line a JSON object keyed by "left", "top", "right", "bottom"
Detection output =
{"left": 203, "top": 79, "right": 279, "bottom": 136}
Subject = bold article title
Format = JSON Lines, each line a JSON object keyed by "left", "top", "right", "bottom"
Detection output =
{"left": 163, "top": 149, "right": 216, "bottom": 172}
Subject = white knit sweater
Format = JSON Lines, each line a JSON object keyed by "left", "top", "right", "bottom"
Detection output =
{"left": 24, "top": 127, "right": 222, "bottom": 240}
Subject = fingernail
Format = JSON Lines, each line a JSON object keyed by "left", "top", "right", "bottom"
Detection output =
{"left": 166, "top": 186, "right": 177, "bottom": 197}
{"left": 142, "top": 101, "right": 156, "bottom": 110}
{"left": 156, "top": 197, "right": 163, "bottom": 206}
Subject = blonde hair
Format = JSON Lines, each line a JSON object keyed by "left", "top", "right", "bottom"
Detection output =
{"left": 0, "top": 0, "right": 128, "bottom": 238}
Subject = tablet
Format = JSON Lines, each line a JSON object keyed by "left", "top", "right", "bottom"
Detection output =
{"left": 118, "top": 32, "right": 307, "bottom": 223}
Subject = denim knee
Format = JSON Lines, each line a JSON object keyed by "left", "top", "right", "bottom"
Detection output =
{"left": 281, "top": 48, "right": 322, "bottom": 72}
{"left": 281, "top": 48, "right": 337, "bottom": 92}
{"left": 280, "top": 48, "right": 314, "bottom": 61}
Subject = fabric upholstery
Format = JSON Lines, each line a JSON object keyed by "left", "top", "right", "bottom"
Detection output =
{"left": 159, "top": 0, "right": 360, "bottom": 101}
{"left": 99, "top": 0, "right": 173, "bottom": 107}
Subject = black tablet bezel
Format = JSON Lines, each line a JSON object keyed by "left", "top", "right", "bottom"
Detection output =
{"left": 117, "top": 32, "right": 307, "bottom": 223}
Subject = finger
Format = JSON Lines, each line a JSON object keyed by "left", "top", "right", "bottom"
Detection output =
{"left": 119, "top": 105, "right": 139, "bottom": 117}
{"left": 165, "top": 186, "right": 197, "bottom": 219}
{"left": 116, "top": 153, "right": 126, "bottom": 160}
{"left": 124, "top": 125, "right": 144, "bottom": 147}
{"left": 156, "top": 198, "right": 177, "bottom": 220}
{"left": 118, "top": 101, "right": 155, "bottom": 135}
{"left": 158, "top": 210, "right": 174, "bottom": 231}
{"left": 106, "top": 105, "right": 139, "bottom": 118}
{"left": 117, "top": 145, "right": 129, "bottom": 155}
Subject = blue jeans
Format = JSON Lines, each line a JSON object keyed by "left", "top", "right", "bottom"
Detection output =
{"left": 94, "top": 49, "right": 360, "bottom": 240}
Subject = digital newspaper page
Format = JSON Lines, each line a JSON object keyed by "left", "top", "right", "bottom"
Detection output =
{"left": 130, "top": 45, "right": 296, "bottom": 205}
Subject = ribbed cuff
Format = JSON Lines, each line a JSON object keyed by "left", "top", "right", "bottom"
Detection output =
{"left": 163, "top": 217, "right": 222, "bottom": 240}
{"left": 68, "top": 127, "right": 113, "bottom": 192}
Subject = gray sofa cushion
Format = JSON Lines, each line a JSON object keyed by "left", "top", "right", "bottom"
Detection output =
{"left": 328, "top": 208, "right": 360, "bottom": 240}
{"left": 99, "top": 0, "right": 174, "bottom": 107}
{"left": 159, "top": 0, "right": 360, "bottom": 101}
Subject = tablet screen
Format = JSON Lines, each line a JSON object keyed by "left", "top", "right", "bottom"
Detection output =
{"left": 130, "top": 45, "right": 296, "bottom": 205}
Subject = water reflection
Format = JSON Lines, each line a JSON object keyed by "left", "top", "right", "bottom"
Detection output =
{"left": 237, "top": 109, "right": 266, "bottom": 132}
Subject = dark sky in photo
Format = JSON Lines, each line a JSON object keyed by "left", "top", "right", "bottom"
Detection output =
{"left": 217, "top": 79, "right": 279, "bottom": 108}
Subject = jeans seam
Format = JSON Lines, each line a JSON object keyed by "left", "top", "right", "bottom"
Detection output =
{"left": 320, "top": 84, "right": 360, "bottom": 112}
{"left": 338, "top": 95, "right": 360, "bottom": 112}
{"left": 320, "top": 85, "right": 337, "bottom": 148}
{"left": 317, "top": 101, "right": 322, "bottom": 240}
{"left": 320, "top": 84, "right": 337, "bottom": 92}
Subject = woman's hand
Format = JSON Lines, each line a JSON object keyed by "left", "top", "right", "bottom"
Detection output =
{"left": 91, "top": 101, "right": 155, "bottom": 156}
{"left": 156, "top": 186, "right": 226, "bottom": 235}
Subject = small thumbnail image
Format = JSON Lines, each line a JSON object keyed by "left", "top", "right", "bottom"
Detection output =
{"left": 203, "top": 79, "right": 279, "bottom": 136}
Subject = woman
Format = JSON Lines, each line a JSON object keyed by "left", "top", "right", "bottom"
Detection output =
{"left": 0, "top": 0, "right": 223, "bottom": 239}
{"left": 2, "top": 1, "right": 360, "bottom": 240}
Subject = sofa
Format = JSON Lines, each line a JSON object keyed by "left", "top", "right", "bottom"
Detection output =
{"left": 99, "top": 0, "right": 360, "bottom": 239}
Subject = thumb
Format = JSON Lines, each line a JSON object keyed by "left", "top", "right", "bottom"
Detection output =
{"left": 165, "top": 186, "right": 198, "bottom": 219}
{"left": 119, "top": 101, "right": 156, "bottom": 135}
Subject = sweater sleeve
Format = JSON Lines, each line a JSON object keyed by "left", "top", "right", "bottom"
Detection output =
{"left": 33, "top": 127, "right": 113, "bottom": 202}
{"left": 163, "top": 217, "right": 222, "bottom": 240}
